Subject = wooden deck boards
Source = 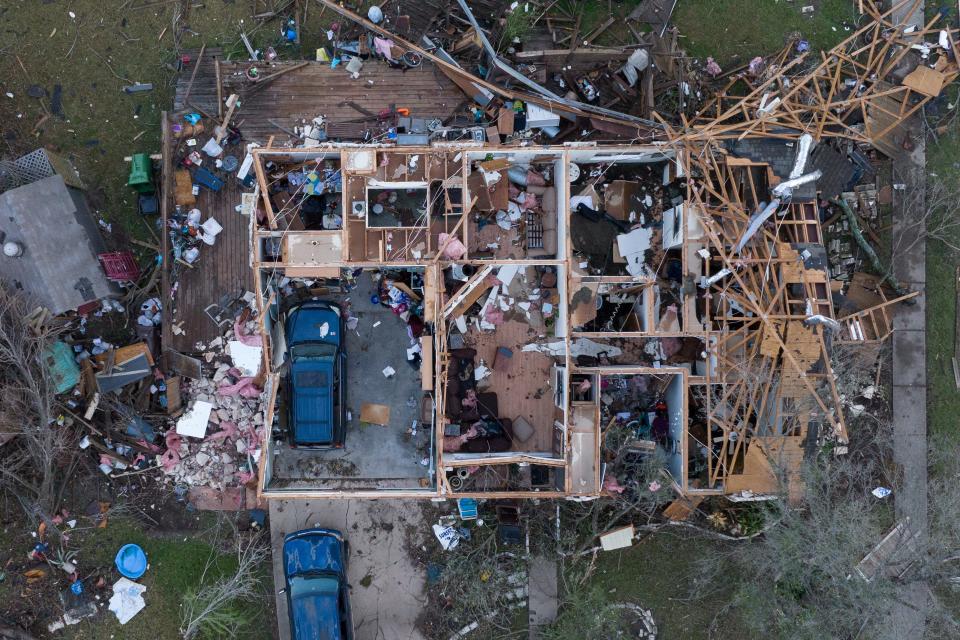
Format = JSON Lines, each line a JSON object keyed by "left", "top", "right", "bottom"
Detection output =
{"left": 175, "top": 49, "right": 468, "bottom": 145}
{"left": 167, "top": 173, "right": 252, "bottom": 352}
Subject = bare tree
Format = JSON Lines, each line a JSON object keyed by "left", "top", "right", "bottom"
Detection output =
{"left": 690, "top": 410, "right": 960, "bottom": 640}
{"left": 180, "top": 522, "right": 270, "bottom": 640}
{"left": 890, "top": 167, "right": 960, "bottom": 258}
{"left": 0, "top": 282, "right": 77, "bottom": 523}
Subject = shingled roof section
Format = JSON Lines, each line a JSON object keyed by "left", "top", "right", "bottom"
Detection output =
{"left": 0, "top": 175, "right": 116, "bottom": 314}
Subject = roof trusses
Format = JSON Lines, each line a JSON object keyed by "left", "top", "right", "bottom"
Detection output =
{"left": 683, "top": 142, "right": 847, "bottom": 493}
{"left": 683, "top": 0, "right": 959, "bottom": 144}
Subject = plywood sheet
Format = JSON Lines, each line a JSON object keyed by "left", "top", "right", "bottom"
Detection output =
{"left": 663, "top": 495, "right": 704, "bottom": 521}
{"left": 570, "top": 281, "right": 599, "bottom": 327}
{"left": 285, "top": 233, "right": 343, "bottom": 265}
{"left": 359, "top": 403, "right": 391, "bottom": 426}
{"left": 902, "top": 65, "right": 947, "bottom": 98}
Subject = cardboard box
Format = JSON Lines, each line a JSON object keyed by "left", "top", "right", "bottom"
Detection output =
{"left": 604, "top": 180, "right": 640, "bottom": 220}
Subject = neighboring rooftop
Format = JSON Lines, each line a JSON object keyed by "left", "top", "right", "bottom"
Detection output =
{"left": 0, "top": 173, "right": 115, "bottom": 315}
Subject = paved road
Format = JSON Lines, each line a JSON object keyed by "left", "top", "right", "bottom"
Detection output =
{"left": 269, "top": 499, "right": 428, "bottom": 640}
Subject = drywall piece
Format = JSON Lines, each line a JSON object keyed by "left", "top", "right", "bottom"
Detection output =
{"left": 600, "top": 525, "right": 635, "bottom": 551}
{"left": 570, "top": 429, "right": 598, "bottom": 493}
{"left": 176, "top": 400, "right": 213, "bottom": 438}
{"left": 616, "top": 227, "right": 654, "bottom": 276}
{"left": 228, "top": 341, "right": 263, "bottom": 377}
{"left": 496, "top": 264, "right": 520, "bottom": 288}
{"left": 523, "top": 339, "right": 622, "bottom": 358}
{"left": 345, "top": 150, "right": 377, "bottom": 174}
{"left": 661, "top": 205, "right": 684, "bottom": 250}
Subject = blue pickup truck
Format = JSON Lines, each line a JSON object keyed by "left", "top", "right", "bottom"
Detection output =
{"left": 283, "top": 528, "right": 353, "bottom": 640}
{"left": 284, "top": 300, "right": 347, "bottom": 448}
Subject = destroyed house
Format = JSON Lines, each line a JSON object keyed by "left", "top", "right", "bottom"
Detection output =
{"left": 156, "top": 1, "right": 947, "bottom": 505}
{"left": 228, "top": 141, "right": 846, "bottom": 501}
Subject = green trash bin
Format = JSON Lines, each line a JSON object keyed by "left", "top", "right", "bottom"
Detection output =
{"left": 127, "top": 153, "right": 155, "bottom": 194}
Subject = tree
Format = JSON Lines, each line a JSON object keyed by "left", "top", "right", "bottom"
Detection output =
{"left": 694, "top": 409, "right": 960, "bottom": 639}
{"left": 417, "top": 517, "right": 529, "bottom": 639}
{"left": 0, "top": 283, "right": 77, "bottom": 523}
{"left": 889, "top": 166, "right": 960, "bottom": 259}
{"left": 540, "top": 585, "right": 633, "bottom": 640}
{"left": 180, "top": 521, "right": 269, "bottom": 640}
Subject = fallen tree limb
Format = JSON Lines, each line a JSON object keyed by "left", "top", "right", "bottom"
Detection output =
{"left": 831, "top": 197, "right": 910, "bottom": 298}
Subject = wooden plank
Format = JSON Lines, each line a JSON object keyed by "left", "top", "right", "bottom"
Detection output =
{"left": 582, "top": 16, "right": 616, "bottom": 44}
{"left": 182, "top": 43, "right": 206, "bottom": 106}
{"left": 420, "top": 336, "right": 434, "bottom": 391}
{"left": 160, "top": 112, "right": 173, "bottom": 362}
{"left": 214, "top": 57, "right": 223, "bottom": 118}
{"left": 166, "top": 376, "right": 183, "bottom": 414}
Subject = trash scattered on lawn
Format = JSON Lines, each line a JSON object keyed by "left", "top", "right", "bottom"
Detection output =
{"left": 433, "top": 523, "right": 461, "bottom": 550}
{"left": 108, "top": 577, "right": 147, "bottom": 625}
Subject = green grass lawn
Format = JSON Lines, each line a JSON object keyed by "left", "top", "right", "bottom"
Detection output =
{"left": 925, "top": 127, "right": 960, "bottom": 441}
{"left": 673, "top": 0, "right": 855, "bottom": 65}
{"left": 562, "top": 532, "right": 755, "bottom": 640}
{"left": 60, "top": 518, "right": 273, "bottom": 640}
{"left": 548, "top": 0, "right": 855, "bottom": 66}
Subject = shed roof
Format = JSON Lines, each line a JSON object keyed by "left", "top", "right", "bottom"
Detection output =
{"left": 0, "top": 175, "right": 115, "bottom": 314}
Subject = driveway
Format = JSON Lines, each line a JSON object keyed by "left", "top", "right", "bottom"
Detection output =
{"left": 269, "top": 499, "right": 428, "bottom": 640}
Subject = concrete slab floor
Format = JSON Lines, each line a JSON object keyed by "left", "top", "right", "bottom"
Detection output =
{"left": 271, "top": 272, "right": 432, "bottom": 490}
{"left": 270, "top": 499, "right": 429, "bottom": 640}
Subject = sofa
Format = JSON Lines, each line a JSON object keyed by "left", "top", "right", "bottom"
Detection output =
{"left": 444, "top": 348, "right": 478, "bottom": 420}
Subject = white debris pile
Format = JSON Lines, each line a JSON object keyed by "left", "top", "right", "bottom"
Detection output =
{"left": 158, "top": 313, "right": 266, "bottom": 489}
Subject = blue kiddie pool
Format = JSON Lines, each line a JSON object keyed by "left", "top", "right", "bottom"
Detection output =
{"left": 115, "top": 544, "right": 147, "bottom": 579}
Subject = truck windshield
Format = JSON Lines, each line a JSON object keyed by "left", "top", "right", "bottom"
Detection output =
{"left": 289, "top": 574, "right": 340, "bottom": 599}
{"left": 291, "top": 343, "right": 337, "bottom": 359}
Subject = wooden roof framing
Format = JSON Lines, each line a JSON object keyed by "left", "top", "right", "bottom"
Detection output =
{"left": 683, "top": 141, "right": 848, "bottom": 494}
{"left": 680, "top": 0, "right": 959, "bottom": 147}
